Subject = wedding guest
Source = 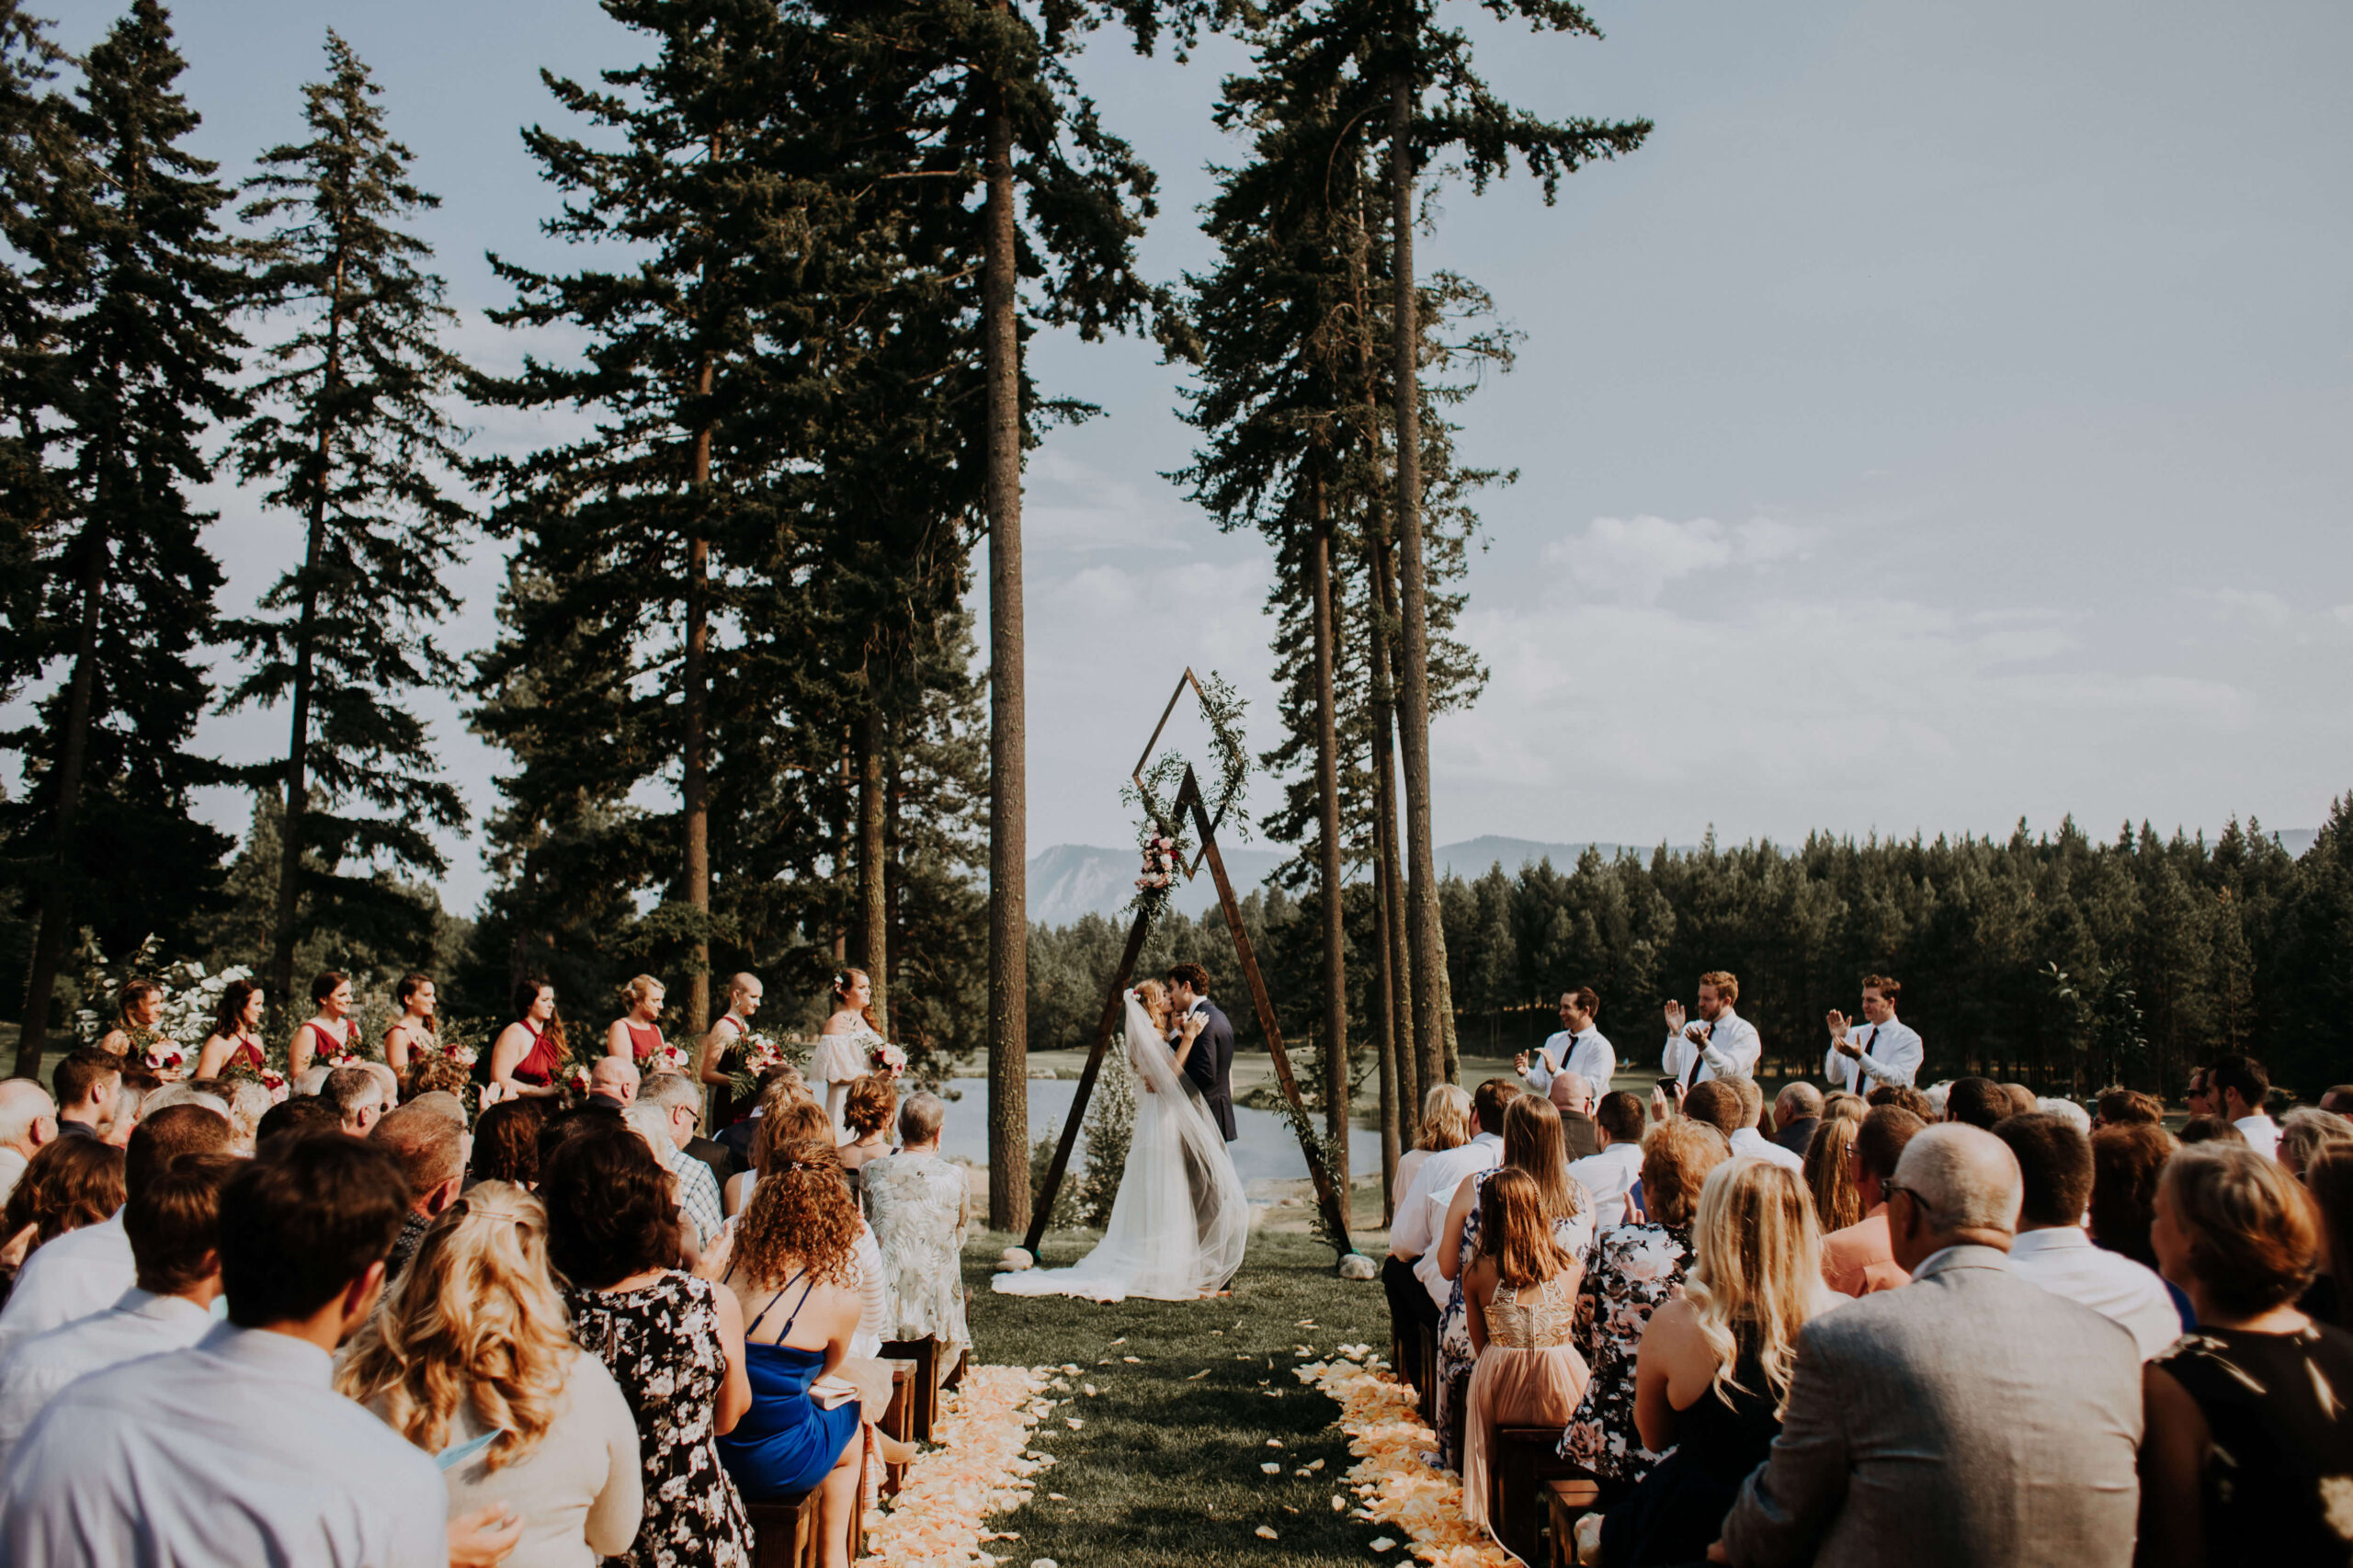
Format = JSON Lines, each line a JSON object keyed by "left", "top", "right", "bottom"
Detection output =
{"left": 1675, "top": 1078, "right": 1743, "bottom": 1144}
{"left": 380, "top": 972, "right": 438, "bottom": 1074}
{"left": 2000, "top": 1083, "right": 2039, "bottom": 1119}
{"left": 0, "top": 1152, "right": 234, "bottom": 1469}
{"left": 1922, "top": 1080, "right": 1953, "bottom": 1119}
{"left": 1866, "top": 1084, "right": 1936, "bottom": 1122}
{"left": 256, "top": 1094, "right": 340, "bottom": 1144}
{"left": 1388, "top": 1079, "right": 1512, "bottom": 1335}
{"left": 193, "top": 977, "right": 267, "bottom": 1079}
{"left": 718, "top": 1066, "right": 810, "bottom": 1172}
{"left": 220, "top": 1080, "right": 271, "bottom": 1153}
{"left": 0, "top": 1104, "right": 230, "bottom": 1357}
{"left": 1771, "top": 1084, "right": 1823, "bottom": 1162}
{"left": 1595, "top": 1160, "right": 1838, "bottom": 1567}
{"left": 2207, "top": 1055, "right": 2279, "bottom": 1158}
{"left": 1395, "top": 1084, "right": 1472, "bottom": 1214}
{"left": 1662, "top": 972, "right": 1760, "bottom": 1087}
{"left": 1568, "top": 1092, "right": 1649, "bottom": 1234}
{"left": 1435, "top": 1094, "right": 1594, "bottom": 1471}
{"left": 0, "top": 1080, "right": 58, "bottom": 1205}
{"left": 728, "top": 1100, "right": 834, "bottom": 1219}
{"left": 51, "top": 1049, "right": 119, "bottom": 1141}
{"left": 469, "top": 1097, "right": 549, "bottom": 1188}
{"left": 1820, "top": 1106, "right": 1925, "bottom": 1297}
{"left": 1547, "top": 1072, "right": 1601, "bottom": 1160}
{"left": 2090, "top": 1122, "right": 2179, "bottom": 1267}
{"left": 545, "top": 1122, "right": 753, "bottom": 1568}
{"left": 609, "top": 975, "right": 671, "bottom": 1065}
{"left": 1714, "top": 1125, "right": 2144, "bottom": 1568}
{"left": 1802, "top": 1116, "right": 1863, "bottom": 1235}
{"left": 722, "top": 1101, "right": 892, "bottom": 1359}
{"left": 2274, "top": 1107, "right": 2353, "bottom": 1181}
{"left": 490, "top": 977, "right": 569, "bottom": 1100}
{"left": 2323, "top": 1086, "right": 2353, "bottom": 1119}
{"left": 293, "top": 1063, "right": 333, "bottom": 1098}
{"left": 640, "top": 1074, "right": 727, "bottom": 1249}
{"left": 1518, "top": 987, "right": 1614, "bottom": 1097}
{"left": 2037, "top": 1096, "right": 2093, "bottom": 1133}
{"left": 698, "top": 971, "right": 766, "bottom": 1126}
{"left": 2303, "top": 1146, "right": 2353, "bottom": 1329}
{"left": 1995, "top": 1113, "right": 2182, "bottom": 1358}
{"left": 288, "top": 971, "right": 358, "bottom": 1079}
{"left": 714, "top": 1127, "right": 868, "bottom": 1566}
{"left": 1724, "top": 1079, "right": 1804, "bottom": 1174}
{"left": 370, "top": 1100, "right": 464, "bottom": 1281}
{"left": 0, "top": 1139, "right": 122, "bottom": 1302}
{"left": 1561, "top": 1118, "right": 1733, "bottom": 1492}
{"left": 1941, "top": 1076, "right": 2008, "bottom": 1130}
{"left": 2140, "top": 1144, "right": 2353, "bottom": 1567}
{"left": 813, "top": 968, "right": 885, "bottom": 1143}
{"left": 0, "top": 1134, "right": 457, "bottom": 1568}
{"left": 587, "top": 1056, "right": 641, "bottom": 1114}
{"left": 142, "top": 1080, "right": 229, "bottom": 1123}
{"left": 95, "top": 979, "right": 169, "bottom": 1060}
{"left": 1821, "top": 975, "right": 1922, "bottom": 1094}
{"left": 865, "top": 1091, "right": 972, "bottom": 1368}
{"left": 836, "top": 1074, "right": 898, "bottom": 1181}
{"left": 339, "top": 1182, "right": 643, "bottom": 1567}
{"left": 1461, "top": 1166, "right": 1591, "bottom": 1544}
{"left": 2177, "top": 1117, "right": 2245, "bottom": 1147}
{"left": 325, "top": 1064, "right": 389, "bottom": 1135}
{"left": 2094, "top": 1087, "right": 2165, "bottom": 1129}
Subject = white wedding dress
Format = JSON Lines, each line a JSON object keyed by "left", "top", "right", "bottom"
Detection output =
{"left": 994, "top": 994, "right": 1250, "bottom": 1301}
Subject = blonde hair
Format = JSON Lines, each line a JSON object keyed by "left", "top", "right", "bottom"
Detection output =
{"left": 1502, "top": 1093, "right": 1584, "bottom": 1222}
{"left": 1684, "top": 1160, "right": 1824, "bottom": 1415}
{"left": 335, "top": 1183, "right": 573, "bottom": 1471}
{"left": 1803, "top": 1117, "right": 1863, "bottom": 1233}
{"left": 1133, "top": 979, "right": 1172, "bottom": 1033}
{"left": 622, "top": 974, "right": 664, "bottom": 1008}
{"left": 1477, "top": 1166, "right": 1576, "bottom": 1287}
{"left": 1415, "top": 1084, "right": 1472, "bottom": 1153}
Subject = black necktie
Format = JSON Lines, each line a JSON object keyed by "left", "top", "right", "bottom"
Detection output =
{"left": 1862, "top": 1025, "right": 1879, "bottom": 1058}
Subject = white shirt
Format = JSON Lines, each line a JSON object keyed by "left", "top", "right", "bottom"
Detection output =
{"left": 1566, "top": 1141, "right": 1644, "bottom": 1233}
{"left": 0, "top": 1210, "right": 135, "bottom": 1363}
{"left": 2234, "top": 1114, "right": 2281, "bottom": 1160}
{"left": 1823, "top": 1016, "right": 1924, "bottom": 1093}
{"left": 1393, "top": 1132, "right": 1503, "bottom": 1309}
{"left": 1523, "top": 1028, "right": 1616, "bottom": 1096}
{"left": 1730, "top": 1126, "right": 1807, "bottom": 1174}
{"left": 2008, "top": 1227, "right": 2183, "bottom": 1360}
{"left": 0, "top": 1320, "right": 447, "bottom": 1567}
{"left": 1662, "top": 1009, "right": 1761, "bottom": 1085}
{"left": 0, "top": 1287, "right": 212, "bottom": 1471}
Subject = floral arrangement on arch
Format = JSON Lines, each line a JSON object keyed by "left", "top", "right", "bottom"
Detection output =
{"left": 1120, "top": 670, "right": 1253, "bottom": 930}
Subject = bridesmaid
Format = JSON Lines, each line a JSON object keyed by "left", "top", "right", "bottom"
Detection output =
{"left": 288, "top": 971, "right": 358, "bottom": 1079}
{"left": 194, "top": 979, "right": 267, "bottom": 1080}
{"left": 381, "top": 972, "right": 438, "bottom": 1073}
{"left": 608, "top": 975, "right": 668, "bottom": 1063}
{"left": 698, "top": 972, "right": 765, "bottom": 1127}
{"left": 487, "top": 977, "right": 567, "bottom": 1100}
{"left": 812, "top": 970, "right": 882, "bottom": 1145}
{"left": 96, "top": 982, "right": 172, "bottom": 1064}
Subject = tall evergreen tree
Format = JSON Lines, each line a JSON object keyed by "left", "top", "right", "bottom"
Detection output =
{"left": 225, "top": 31, "right": 472, "bottom": 1013}
{"left": 6, "top": 0, "right": 244, "bottom": 1074}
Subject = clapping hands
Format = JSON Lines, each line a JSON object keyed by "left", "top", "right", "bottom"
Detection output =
{"left": 1825, "top": 1008, "right": 1861, "bottom": 1058}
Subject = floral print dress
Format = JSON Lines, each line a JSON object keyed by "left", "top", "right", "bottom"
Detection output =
{"left": 566, "top": 1271, "right": 753, "bottom": 1568}
{"left": 1433, "top": 1169, "right": 1596, "bottom": 1471}
{"left": 1557, "top": 1221, "right": 1696, "bottom": 1484}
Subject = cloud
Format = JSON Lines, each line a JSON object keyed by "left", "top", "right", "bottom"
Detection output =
{"left": 1540, "top": 514, "right": 1820, "bottom": 606}
{"left": 2199, "top": 588, "right": 2293, "bottom": 630}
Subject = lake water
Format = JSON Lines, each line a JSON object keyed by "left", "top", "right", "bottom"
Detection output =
{"left": 935, "top": 1076, "right": 1387, "bottom": 1189}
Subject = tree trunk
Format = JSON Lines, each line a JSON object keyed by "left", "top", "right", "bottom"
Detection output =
{"left": 1310, "top": 476, "right": 1349, "bottom": 1190}
{"left": 1368, "top": 529, "right": 1416, "bottom": 1118}
{"left": 683, "top": 359, "right": 713, "bottom": 1034}
{"left": 858, "top": 704, "right": 891, "bottom": 1039}
{"left": 982, "top": 74, "right": 1029, "bottom": 1233}
{"left": 1372, "top": 799, "right": 1401, "bottom": 1224}
{"left": 14, "top": 536, "right": 105, "bottom": 1077}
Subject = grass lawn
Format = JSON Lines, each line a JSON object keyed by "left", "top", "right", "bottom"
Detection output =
{"left": 961, "top": 1228, "right": 1395, "bottom": 1568}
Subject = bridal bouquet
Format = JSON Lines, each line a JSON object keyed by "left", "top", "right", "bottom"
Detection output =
{"left": 869, "top": 1040, "right": 908, "bottom": 1079}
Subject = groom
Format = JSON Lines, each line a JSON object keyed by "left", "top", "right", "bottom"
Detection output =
{"left": 1165, "top": 962, "right": 1238, "bottom": 1142}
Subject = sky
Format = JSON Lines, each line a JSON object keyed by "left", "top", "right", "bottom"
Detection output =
{"left": 29, "top": 0, "right": 2353, "bottom": 915}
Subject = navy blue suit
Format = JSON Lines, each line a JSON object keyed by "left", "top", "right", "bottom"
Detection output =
{"left": 1183, "top": 1000, "right": 1238, "bottom": 1142}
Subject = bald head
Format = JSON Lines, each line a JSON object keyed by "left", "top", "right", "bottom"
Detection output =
{"left": 1776, "top": 1082, "right": 1823, "bottom": 1121}
{"left": 1889, "top": 1123, "right": 2023, "bottom": 1272}
{"left": 1548, "top": 1073, "right": 1593, "bottom": 1114}
{"left": 0, "top": 1078, "right": 58, "bottom": 1155}
{"left": 589, "top": 1057, "right": 640, "bottom": 1105}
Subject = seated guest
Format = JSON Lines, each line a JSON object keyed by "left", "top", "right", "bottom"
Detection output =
{"left": 0, "top": 1134, "right": 458, "bottom": 1567}
{"left": 1820, "top": 1106, "right": 1925, "bottom": 1297}
{"left": 715, "top": 1127, "right": 869, "bottom": 1567}
{"left": 1724, "top": 1079, "right": 1803, "bottom": 1174}
{"left": 1387, "top": 1079, "right": 1511, "bottom": 1337}
{"left": 586, "top": 1056, "right": 639, "bottom": 1114}
{"left": 339, "top": 1182, "right": 643, "bottom": 1566}
{"left": 1461, "top": 1167, "right": 1591, "bottom": 1544}
{"left": 0, "top": 1152, "right": 236, "bottom": 1468}
{"left": 1714, "top": 1125, "right": 2143, "bottom": 1568}
{"left": 1597, "top": 1160, "right": 1837, "bottom": 1566}
{"left": 1395, "top": 1084, "right": 1472, "bottom": 1216}
{"left": 2037, "top": 1097, "right": 2092, "bottom": 1133}
{"left": 256, "top": 1094, "right": 340, "bottom": 1144}
{"left": 723, "top": 1100, "right": 892, "bottom": 1361}
{"left": 1568, "top": 1092, "right": 1649, "bottom": 1234}
{"left": 0, "top": 1140, "right": 124, "bottom": 1301}
{"left": 1548, "top": 1073, "right": 1600, "bottom": 1160}
{"left": 291, "top": 1063, "right": 334, "bottom": 1098}
{"left": 1676, "top": 1078, "right": 1743, "bottom": 1144}
{"left": 469, "top": 1097, "right": 549, "bottom": 1187}
{"left": 2207, "top": 1054, "right": 2279, "bottom": 1159}
{"left": 638, "top": 1074, "right": 726, "bottom": 1249}
{"left": 1802, "top": 1116, "right": 1863, "bottom": 1235}
{"left": 2276, "top": 1107, "right": 2353, "bottom": 1182}
{"left": 324, "top": 1064, "right": 388, "bottom": 1135}
{"left": 369, "top": 1099, "right": 464, "bottom": 1280}
{"left": 836, "top": 1074, "right": 898, "bottom": 1180}
{"left": 717, "top": 1066, "right": 813, "bottom": 1170}
{"left": 2090, "top": 1121, "right": 2193, "bottom": 1330}
{"left": 1771, "top": 1084, "right": 1823, "bottom": 1162}
{"left": 0, "top": 1080, "right": 58, "bottom": 1205}
{"left": 544, "top": 1122, "right": 753, "bottom": 1567}
{"left": 0, "top": 1104, "right": 230, "bottom": 1357}
{"left": 218, "top": 1079, "right": 271, "bottom": 1153}
{"left": 1866, "top": 1083, "right": 1936, "bottom": 1122}
{"left": 2141, "top": 1144, "right": 2353, "bottom": 1567}
{"left": 1995, "top": 1112, "right": 2181, "bottom": 1358}
{"left": 2177, "top": 1117, "right": 2245, "bottom": 1147}
{"left": 1998, "top": 1083, "right": 2039, "bottom": 1119}
{"left": 140, "top": 1081, "right": 228, "bottom": 1122}
{"left": 2094, "top": 1087, "right": 2166, "bottom": 1129}
{"left": 1561, "top": 1118, "right": 1732, "bottom": 1492}
{"left": 727, "top": 1099, "right": 835, "bottom": 1219}
{"left": 1941, "top": 1076, "right": 2008, "bottom": 1130}
{"left": 51, "top": 1049, "right": 121, "bottom": 1141}
{"left": 2323, "top": 1086, "right": 2353, "bottom": 1119}
{"left": 2304, "top": 1146, "right": 2353, "bottom": 1329}
{"left": 865, "top": 1090, "right": 973, "bottom": 1367}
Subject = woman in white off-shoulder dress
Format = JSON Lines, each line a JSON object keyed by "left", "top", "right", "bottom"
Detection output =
{"left": 812, "top": 968, "right": 883, "bottom": 1144}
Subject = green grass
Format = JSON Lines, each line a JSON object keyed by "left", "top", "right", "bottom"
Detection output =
{"left": 961, "top": 1229, "right": 1393, "bottom": 1568}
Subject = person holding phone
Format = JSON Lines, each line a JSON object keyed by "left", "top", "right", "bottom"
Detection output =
{"left": 1661, "top": 971, "right": 1759, "bottom": 1090}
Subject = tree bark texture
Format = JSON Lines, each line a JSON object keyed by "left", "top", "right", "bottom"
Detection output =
{"left": 14, "top": 538, "right": 105, "bottom": 1077}
{"left": 683, "top": 359, "right": 714, "bottom": 1035}
{"left": 858, "top": 705, "right": 891, "bottom": 1039}
{"left": 1310, "top": 479, "right": 1350, "bottom": 1183}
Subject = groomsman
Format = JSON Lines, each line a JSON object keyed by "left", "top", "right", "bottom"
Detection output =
{"left": 1663, "top": 971, "right": 1760, "bottom": 1086}
{"left": 1823, "top": 974, "right": 1923, "bottom": 1093}
{"left": 1517, "top": 988, "right": 1614, "bottom": 1096}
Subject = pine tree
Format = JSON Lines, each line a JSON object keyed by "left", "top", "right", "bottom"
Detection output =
{"left": 224, "top": 32, "right": 472, "bottom": 1015}
{"left": 6, "top": 0, "right": 244, "bottom": 1074}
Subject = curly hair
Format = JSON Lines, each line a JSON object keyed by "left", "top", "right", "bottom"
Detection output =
{"left": 843, "top": 1074, "right": 897, "bottom": 1138}
{"left": 732, "top": 1131, "right": 861, "bottom": 1289}
{"left": 336, "top": 1183, "right": 573, "bottom": 1471}
{"left": 404, "top": 1051, "right": 468, "bottom": 1103}
{"left": 752, "top": 1099, "right": 834, "bottom": 1177}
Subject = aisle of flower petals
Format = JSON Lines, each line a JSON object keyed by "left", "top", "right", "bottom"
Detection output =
{"left": 1295, "top": 1349, "right": 1517, "bottom": 1568}
{"left": 858, "top": 1364, "right": 1057, "bottom": 1568}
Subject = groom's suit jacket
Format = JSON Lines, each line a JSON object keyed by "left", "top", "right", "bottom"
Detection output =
{"left": 1184, "top": 1001, "right": 1239, "bottom": 1142}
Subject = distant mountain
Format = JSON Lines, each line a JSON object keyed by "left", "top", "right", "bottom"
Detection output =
{"left": 2275, "top": 827, "right": 2317, "bottom": 858}
{"left": 1437, "top": 835, "right": 1640, "bottom": 877}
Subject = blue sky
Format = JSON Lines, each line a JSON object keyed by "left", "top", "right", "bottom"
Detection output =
{"left": 32, "top": 0, "right": 2353, "bottom": 913}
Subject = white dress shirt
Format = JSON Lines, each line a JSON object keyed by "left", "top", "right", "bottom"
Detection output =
{"left": 1524, "top": 1028, "right": 1616, "bottom": 1096}
{"left": 0, "top": 1287, "right": 212, "bottom": 1471}
{"left": 1662, "top": 1008, "right": 1761, "bottom": 1085}
{"left": 1566, "top": 1141, "right": 1644, "bottom": 1233}
{"left": 2234, "top": 1114, "right": 2280, "bottom": 1160}
{"left": 2008, "top": 1227, "right": 2183, "bottom": 1360}
{"left": 1392, "top": 1131, "right": 1503, "bottom": 1309}
{"left": 0, "top": 1320, "right": 447, "bottom": 1567}
{"left": 0, "top": 1210, "right": 135, "bottom": 1363}
{"left": 1730, "top": 1126, "right": 1807, "bottom": 1174}
{"left": 1823, "top": 1016, "right": 1924, "bottom": 1093}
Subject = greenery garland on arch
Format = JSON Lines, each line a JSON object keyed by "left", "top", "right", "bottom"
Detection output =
{"left": 1120, "top": 671, "right": 1255, "bottom": 932}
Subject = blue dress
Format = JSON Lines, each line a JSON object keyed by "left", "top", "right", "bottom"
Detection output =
{"left": 715, "top": 1275, "right": 862, "bottom": 1500}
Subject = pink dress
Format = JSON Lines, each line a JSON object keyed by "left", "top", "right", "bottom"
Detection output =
{"left": 1462, "top": 1270, "right": 1590, "bottom": 1553}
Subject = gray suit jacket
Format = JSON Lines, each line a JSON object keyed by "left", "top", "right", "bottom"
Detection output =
{"left": 1721, "top": 1244, "right": 2143, "bottom": 1568}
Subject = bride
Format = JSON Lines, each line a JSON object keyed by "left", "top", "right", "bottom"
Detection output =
{"left": 995, "top": 979, "right": 1249, "bottom": 1301}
